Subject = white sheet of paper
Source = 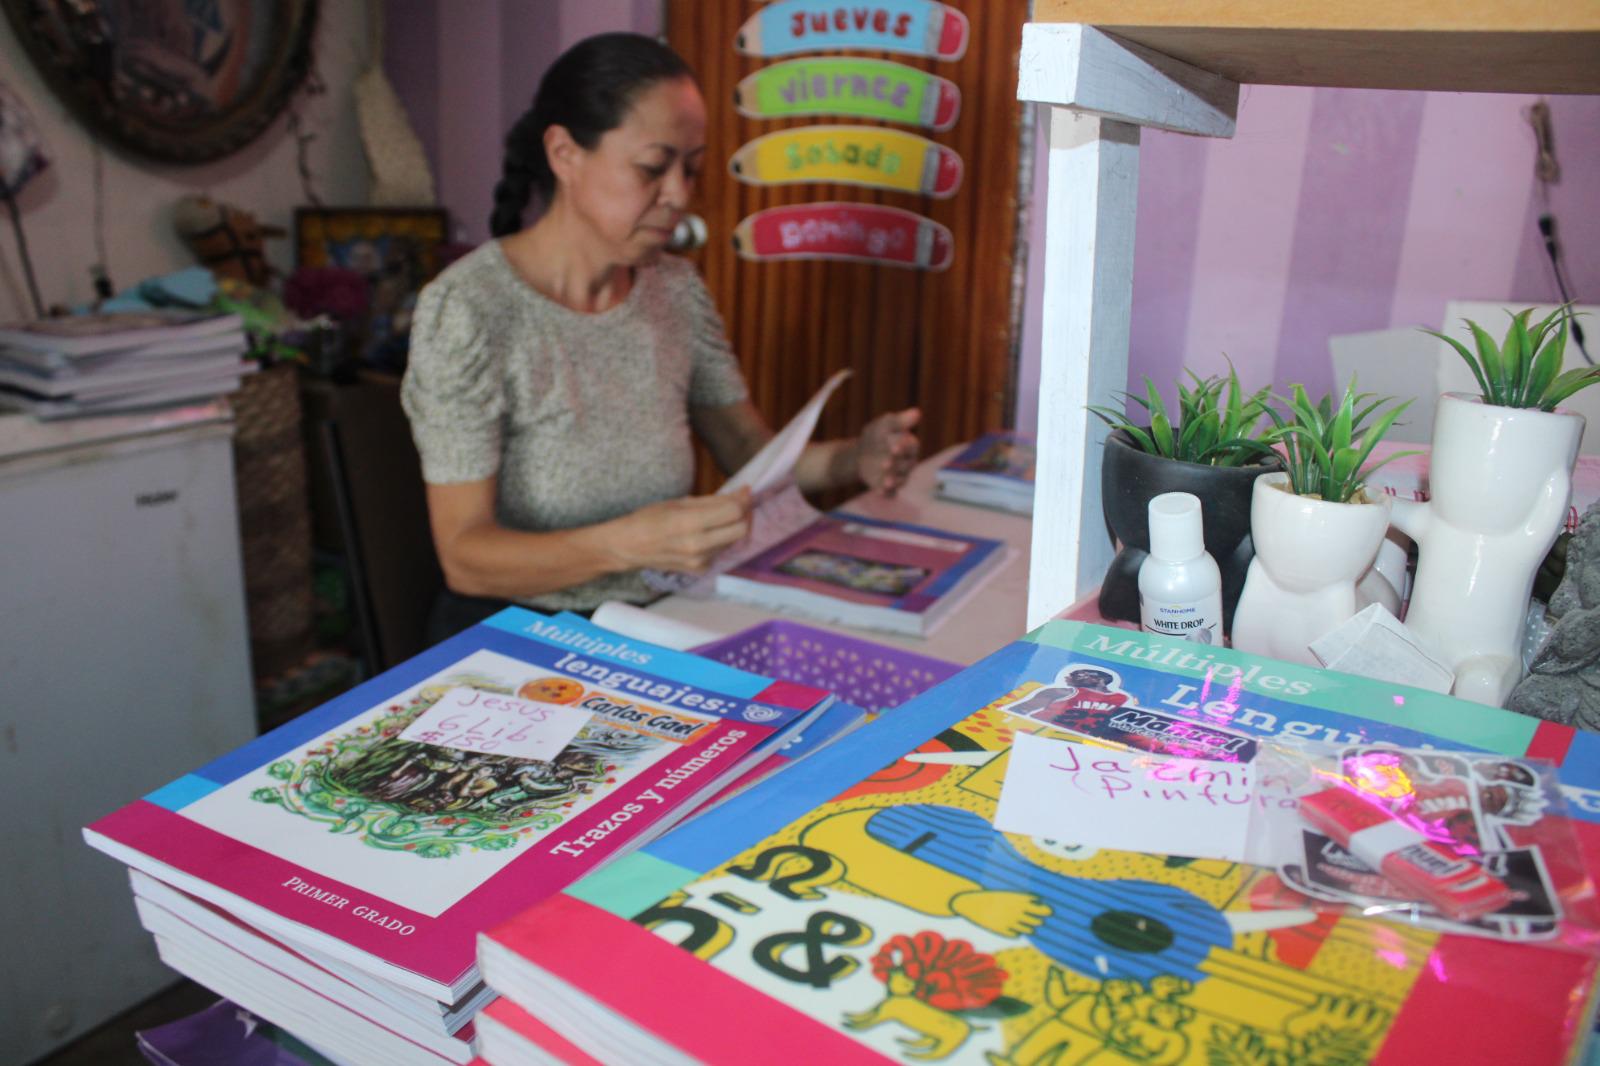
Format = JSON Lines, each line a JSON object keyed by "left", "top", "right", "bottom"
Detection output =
{"left": 590, "top": 600, "right": 725, "bottom": 650}
{"left": 642, "top": 369, "right": 849, "bottom": 592}
{"left": 400, "top": 687, "right": 593, "bottom": 761}
{"left": 1309, "top": 604, "right": 1455, "bottom": 694}
{"left": 993, "top": 733, "right": 1256, "bottom": 862}
{"left": 723, "top": 368, "right": 852, "bottom": 498}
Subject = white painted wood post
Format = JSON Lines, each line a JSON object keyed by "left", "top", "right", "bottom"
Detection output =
{"left": 1017, "top": 24, "right": 1240, "bottom": 629}
{"left": 1026, "top": 110, "right": 1141, "bottom": 630}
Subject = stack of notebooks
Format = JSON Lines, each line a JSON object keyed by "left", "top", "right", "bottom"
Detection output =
{"left": 934, "top": 431, "right": 1035, "bottom": 515}
{"left": 715, "top": 511, "right": 1006, "bottom": 637}
{"left": 472, "top": 621, "right": 1600, "bottom": 1066}
{"left": 83, "top": 608, "right": 846, "bottom": 1065}
{"left": 0, "top": 310, "right": 252, "bottom": 418}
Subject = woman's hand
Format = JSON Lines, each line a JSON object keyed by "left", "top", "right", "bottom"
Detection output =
{"left": 856, "top": 407, "right": 922, "bottom": 496}
{"left": 603, "top": 488, "right": 752, "bottom": 574}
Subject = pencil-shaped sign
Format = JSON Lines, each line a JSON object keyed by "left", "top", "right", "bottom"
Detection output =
{"left": 729, "top": 125, "right": 963, "bottom": 198}
{"left": 732, "top": 203, "right": 954, "bottom": 271}
{"left": 735, "top": 0, "right": 969, "bottom": 61}
{"left": 736, "top": 58, "right": 960, "bottom": 130}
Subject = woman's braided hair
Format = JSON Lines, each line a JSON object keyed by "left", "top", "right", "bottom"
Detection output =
{"left": 489, "top": 33, "right": 693, "bottom": 238}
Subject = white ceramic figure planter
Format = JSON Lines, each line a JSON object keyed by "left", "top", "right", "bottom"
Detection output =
{"left": 1231, "top": 472, "right": 1394, "bottom": 666}
{"left": 1391, "top": 392, "right": 1584, "bottom": 706}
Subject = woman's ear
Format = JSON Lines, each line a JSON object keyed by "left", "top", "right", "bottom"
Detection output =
{"left": 544, "top": 123, "right": 580, "bottom": 186}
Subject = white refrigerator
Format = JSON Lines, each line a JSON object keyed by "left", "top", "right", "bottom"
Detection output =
{"left": 0, "top": 401, "right": 257, "bottom": 1064}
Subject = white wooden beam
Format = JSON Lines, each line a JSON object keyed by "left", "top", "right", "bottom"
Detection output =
{"left": 1017, "top": 23, "right": 1239, "bottom": 138}
{"left": 1026, "top": 109, "right": 1143, "bottom": 629}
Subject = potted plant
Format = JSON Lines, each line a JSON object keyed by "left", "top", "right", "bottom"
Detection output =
{"left": 1089, "top": 366, "right": 1281, "bottom": 633}
{"left": 1395, "top": 307, "right": 1600, "bottom": 705}
{"left": 1230, "top": 382, "right": 1413, "bottom": 666}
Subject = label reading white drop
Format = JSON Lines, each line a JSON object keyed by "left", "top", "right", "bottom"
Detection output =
{"left": 1140, "top": 591, "right": 1223, "bottom": 645}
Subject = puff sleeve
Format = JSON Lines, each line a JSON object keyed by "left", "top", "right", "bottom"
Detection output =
{"left": 680, "top": 264, "right": 751, "bottom": 409}
{"left": 400, "top": 279, "right": 506, "bottom": 484}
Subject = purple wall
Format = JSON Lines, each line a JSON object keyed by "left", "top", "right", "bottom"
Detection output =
{"left": 1016, "top": 87, "right": 1600, "bottom": 433}
{"left": 383, "top": 0, "right": 658, "bottom": 246}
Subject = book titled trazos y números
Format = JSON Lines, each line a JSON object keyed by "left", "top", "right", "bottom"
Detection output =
{"left": 714, "top": 511, "right": 1004, "bottom": 637}
{"left": 82, "top": 607, "right": 830, "bottom": 1014}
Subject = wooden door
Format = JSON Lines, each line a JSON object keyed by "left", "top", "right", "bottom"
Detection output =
{"left": 666, "top": 1, "right": 1029, "bottom": 491}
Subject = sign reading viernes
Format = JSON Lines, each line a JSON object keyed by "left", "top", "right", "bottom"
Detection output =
{"left": 735, "top": 57, "right": 960, "bottom": 130}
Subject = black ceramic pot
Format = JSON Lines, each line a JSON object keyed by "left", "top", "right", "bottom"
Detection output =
{"left": 1098, "top": 430, "right": 1282, "bottom": 633}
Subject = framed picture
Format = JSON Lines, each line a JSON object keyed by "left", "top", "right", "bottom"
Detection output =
{"left": 294, "top": 207, "right": 450, "bottom": 368}
{"left": 1, "top": 0, "right": 319, "bottom": 164}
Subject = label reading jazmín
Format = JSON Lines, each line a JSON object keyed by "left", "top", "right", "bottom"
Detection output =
{"left": 1140, "top": 593, "right": 1223, "bottom": 646}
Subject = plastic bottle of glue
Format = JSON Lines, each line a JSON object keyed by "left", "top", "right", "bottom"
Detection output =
{"left": 1139, "top": 491, "right": 1223, "bottom": 645}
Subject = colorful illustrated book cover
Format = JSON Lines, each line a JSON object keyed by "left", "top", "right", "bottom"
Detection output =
{"left": 718, "top": 512, "right": 1004, "bottom": 627}
{"left": 84, "top": 608, "right": 827, "bottom": 1003}
{"left": 487, "top": 622, "right": 1600, "bottom": 1066}
{"left": 940, "top": 432, "right": 1036, "bottom": 485}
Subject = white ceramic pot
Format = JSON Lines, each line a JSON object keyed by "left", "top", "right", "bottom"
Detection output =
{"left": 1392, "top": 392, "right": 1584, "bottom": 706}
{"left": 1231, "top": 472, "right": 1394, "bottom": 666}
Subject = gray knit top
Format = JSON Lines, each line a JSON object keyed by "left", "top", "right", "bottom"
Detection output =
{"left": 401, "top": 241, "right": 750, "bottom": 610}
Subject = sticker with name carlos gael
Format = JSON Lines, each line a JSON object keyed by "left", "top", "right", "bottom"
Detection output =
{"left": 735, "top": 57, "right": 960, "bottom": 130}
{"left": 733, "top": 202, "right": 953, "bottom": 271}
{"left": 735, "top": 0, "right": 969, "bottom": 61}
{"left": 729, "top": 125, "right": 962, "bottom": 198}
{"left": 400, "top": 687, "right": 592, "bottom": 761}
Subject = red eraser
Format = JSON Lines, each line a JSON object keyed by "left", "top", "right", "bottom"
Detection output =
{"left": 1299, "top": 786, "right": 1512, "bottom": 922}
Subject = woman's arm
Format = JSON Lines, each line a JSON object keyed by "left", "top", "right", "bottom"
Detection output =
{"left": 691, "top": 399, "right": 772, "bottom": 476}
{"left": 693, "top": 400, "right": 923, "bottom": 495}
{"left": 796, "top": 407, "right": 922, "bottom": 495}
{"left": 425, "top": 477, "right": 751, "bottom": 600}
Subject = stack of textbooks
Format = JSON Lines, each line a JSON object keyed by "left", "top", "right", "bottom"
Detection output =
{"left": 934, "top": 431, "right": 1035, "bottom": 514}
{"left": 83, "top": 608, "right": 840, "bottom": 1065}
{"left": 715, "top": 511, "right": 1006, "bottom": 638}
{"left": 0, "top": 310, "right": 252, "bottom": 418}
{"left": 473, "top": 620, "right": 1600, "bottom": 1066}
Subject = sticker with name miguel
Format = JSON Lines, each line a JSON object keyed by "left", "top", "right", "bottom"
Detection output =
{"left": 734, "top": 0, "right": 969, "bottom": 61}
{"left": 735, "top": 57, "right": 960, "bottom": 130}
{"left": 732, "top": 203, "right": 953, "bottom": 271}
{"left": 728, "top": 125, "right": 962, "bottom": 198}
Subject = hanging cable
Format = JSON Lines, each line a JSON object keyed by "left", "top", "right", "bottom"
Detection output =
{"left": 1, "top": 180, "right": 45, "bottom": 319}
{"left": 90, "top": 139, "right": 113, "bottom": 300}
{"left": 1526, "top": 100, "right": 1591, "bottom": 365}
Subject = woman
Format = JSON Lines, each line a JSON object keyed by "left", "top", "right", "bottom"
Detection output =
{"left": 402, "top": 33, "right": 919, "bottom": 633}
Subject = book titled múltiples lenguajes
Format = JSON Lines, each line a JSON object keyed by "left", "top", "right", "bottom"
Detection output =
{"left": 84, "top": 607, "right": 831, "bottom": 1007}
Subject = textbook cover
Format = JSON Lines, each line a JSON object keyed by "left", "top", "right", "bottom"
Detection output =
{"left": 84, "top": 607, "right": 829, "bottom": 1004}
{"left": 716, "top": 511, "right": 1006, "bottom": 637}
{"left": 481, "top": 622, "right": 1600, "bottom": 1066}
{"left": 935, "top": 432, "right": 1035, "bottom": 515}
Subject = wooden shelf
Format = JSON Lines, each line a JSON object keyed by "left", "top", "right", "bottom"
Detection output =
{"left": 1032, "top": 1, "right": 1600, "bottom": 93}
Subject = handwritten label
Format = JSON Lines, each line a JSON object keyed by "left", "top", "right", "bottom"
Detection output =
{"left": 400, "top": 687, "right": 592, "bottom": 760}
{"left": 993, "top": 733, "right": 1257, "bottom": 862}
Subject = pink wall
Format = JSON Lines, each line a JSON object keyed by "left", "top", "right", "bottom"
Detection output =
{"left": 384, "top": 0, "right": 660, "bottom": 246}
{"left": 1015, "top": 88, "right": 1600, "bottom": 434}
